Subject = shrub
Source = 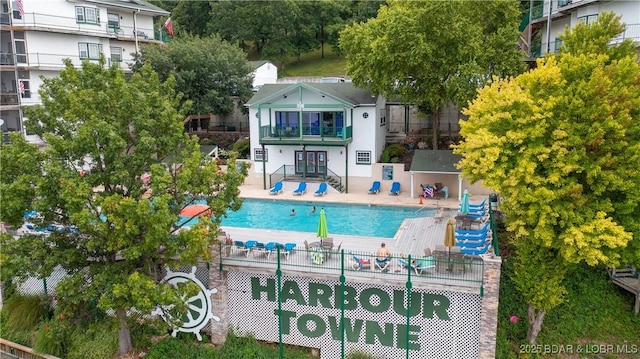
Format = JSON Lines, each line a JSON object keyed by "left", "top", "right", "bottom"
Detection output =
{"left": 66, "top": 324, "right": 118, "bottom": 359}
{"left": 380, "top": 144, "right": 405, "bottom": 163}
{"left": 2, "top": 294, "right": 49, "bottom": 331}
{"left": 232, "top": 138, "right": 250, "bottom": 159}
{"left": 33, "top": 319, "right": 68, "bottom": 357}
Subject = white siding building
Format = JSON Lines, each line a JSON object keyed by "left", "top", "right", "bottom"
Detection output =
{"left": 250, "top": 60, "right": 277, "bottom": 90}
{"left": 525, "top": 0, "right": 639, "bottom": 57}
{"left": 246, "top": 83, "right": 387, "bottom": 193}
{"left": 1, "top": 0, "right": 169, "bottom": 144}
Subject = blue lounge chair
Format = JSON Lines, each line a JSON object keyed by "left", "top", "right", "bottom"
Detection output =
{"left": 389, "top": 182, "right": 401, "bottom": 195}
{"left": 399, "top": 256, "right": 436, "bottom": 275}
{"left": 314, "top": 182, "right": 328, "bottom": 196}
{"left": 368, "top": 181, "right": 381, "bottom": 194}
{"left": 269, "top": 181, "right": 283, "bottom": 195}
{"left": 283, "top": 243, "right": 297, "bottom": 260}
{"left": 292, "top": 182, "right": 307, "bottom": 196}
{"left": 455, "top": 223, "right": 490, "bottom": 235}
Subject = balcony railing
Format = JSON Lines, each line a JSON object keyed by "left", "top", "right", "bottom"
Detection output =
{"left": 6, "top": 11, "right": 160, "bottom": 42}
{"left": 531, "top": 23, "right": 639, "bottom": 57}
{"left": 0, "top": 51, "right": 133, "bottom": 70}
{"left": 259, "top": 125, "right": 352, "bottom": 142}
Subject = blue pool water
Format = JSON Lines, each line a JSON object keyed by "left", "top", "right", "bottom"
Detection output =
{"left": 215, "top": 199, "right": 436, "bottom": 238}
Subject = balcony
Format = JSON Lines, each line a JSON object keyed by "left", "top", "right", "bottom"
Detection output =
{"left": 0, "top": 51, "right": 133, "bottom": 71}
{"left": 259, "top": 125, "right": 352, "bottom": 146}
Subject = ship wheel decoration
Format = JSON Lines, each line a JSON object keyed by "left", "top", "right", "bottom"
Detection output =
{"left": 152, "top": 266, "right": 220, "bottom": 340}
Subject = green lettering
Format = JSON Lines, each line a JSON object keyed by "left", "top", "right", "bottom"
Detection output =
{"left": 297, "top": 314, "right": 326, "bottom": 338}
{"left": 422, "top": 294, "right": 450, "bottom": 320}
{"left": 308, "top": 283, "right": 333, "bottom": 308}
{"left": 337, "top": 284, "right": 358, "bottom": 310}
{"left": 251, "top": 277, "right": 275, "bottom": 301}
{"left": 396, "top": 324, "right": 421, "bottom": 350}
{"left": 364, "top": 320, "right": 394, "bottom": 347}
{"left": 281, "top": 280, "right": 306, "bottom": 305}
{"left": 274, "top": 309, "right": 297, "bottom": 335}
{"left": 392, "top": 289, "right": 421, "bottom": 317}
{"left": 344, "top": 317, "right": 364, "bottom": 342}
{"left": 360, "top": 288, "right": 390, "bottom": 313}
{"left": 327, "top": 316, "right": 343, "bottom": 340}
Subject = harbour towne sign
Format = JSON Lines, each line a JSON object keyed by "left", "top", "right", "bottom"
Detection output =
{"left": 227, "top": 272, "right": 482, "bottom": 358}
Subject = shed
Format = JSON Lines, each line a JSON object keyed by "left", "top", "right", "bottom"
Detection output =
{"left": 409, "top": 150, "right": 464, "bottom": 200}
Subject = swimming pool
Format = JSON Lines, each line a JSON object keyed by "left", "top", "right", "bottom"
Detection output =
{"left": 217, "top": 199, "right": 436, "bottom": 238}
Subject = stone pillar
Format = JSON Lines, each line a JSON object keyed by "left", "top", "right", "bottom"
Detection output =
{"left": 478, "top": 255, "right": 502, "bottom": 359}
{"left": 209, "top": 243, "right": 229, "bottom": 345}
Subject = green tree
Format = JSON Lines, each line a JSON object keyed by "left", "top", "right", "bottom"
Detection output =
{"left": 454, "top": 13, "right": 640, "bottom": 343}
{"left": 340, "top": 0, "right": 524, "bottom": 149}
{"left": 0, "top": 59, "right": 247, "bottom": 356}
{"left": 133, "top": 35, "right": 254, "bottom": 116}
{"left": 170, "top": 0, "right": 214, "bottom": 37}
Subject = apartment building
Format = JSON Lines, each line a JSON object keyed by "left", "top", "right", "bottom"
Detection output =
{"left": 522, "top": 0, "right": 639, "bottom": 58}
{"left": 0, "top": 0, "right": 168, "bottom": 143}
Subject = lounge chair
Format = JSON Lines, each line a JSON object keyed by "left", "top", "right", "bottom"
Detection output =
{"left": 375, "top": 257, "right": 391, "bottom": 271}
{"left": 269, "top": 181, "right": 283, "bottom": 195}
{"left": 368, "top": 181, "right": 381, "bottom": 194}
{"left": 292, "top": 182, "right": 307, "bottom": 196}
{"left": 350, "top": 253, "right": 371, "bottom": 270}
{"left": 389, "top": 182, "right": 401, "bottom": 195}
{"left": 231, "top": 240, "right": 251, "bottom": 256}
{"left": 265, "top": 242, "right": 284, "bottom": 260}
{"left": 399, "top": 256, "right": 435, "bottom": 275}
{"left": 283, "top": 243, "right": 297, "bottom": 260}
{"left": 314, "top": 182, "right": 328, "bottom": 196}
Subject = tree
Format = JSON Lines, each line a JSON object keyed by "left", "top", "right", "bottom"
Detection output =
{"left": 0, "top": 59, "right": 247, "bottom": 356}
{"left": 133, "top": 35, "right": 255, "bottom": 116}
{"left": 340, "top": 0, "right": 524, "bottom": 149}
{"left": 170, "top": 0, "right": 214, "bottom": 37}
{"left": 453, "top": 13, "right": 640, "bottom": 343}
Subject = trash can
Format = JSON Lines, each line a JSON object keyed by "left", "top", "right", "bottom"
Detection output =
{"left": 489, "top": 193, "right": 499, "bottom": 211}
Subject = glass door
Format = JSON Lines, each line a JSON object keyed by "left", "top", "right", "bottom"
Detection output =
{"left": 295, "top": 151, "right": 327, "bottom": 176}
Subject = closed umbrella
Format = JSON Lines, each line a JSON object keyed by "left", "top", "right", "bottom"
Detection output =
{"left": 444, "top": 218, "right": 455, "bottom": 248}
{"left": 317, "top": 209, "right": 328, "bottom": 244}
{"left": 444, "top": 217, "right": 456, "bottom": 270}
{"left": 460, "top": 189, "right": 470, "bottom": 214}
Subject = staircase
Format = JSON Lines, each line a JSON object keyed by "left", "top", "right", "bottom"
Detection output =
{"left": 326, "top": 176, "right": 345, "bottom": 193}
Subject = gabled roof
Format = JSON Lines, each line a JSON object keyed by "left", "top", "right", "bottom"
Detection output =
{"left": 250, "top": 60, "right": 273, "bottom": 69}
{"left": 82, "top": 0, "right": 170, "bottom": 16}
{"left": 410, "top": 150, "right": 462, "bottom": 174}
{"left": 246, "top": 83, "right": 376, "bottom": 108}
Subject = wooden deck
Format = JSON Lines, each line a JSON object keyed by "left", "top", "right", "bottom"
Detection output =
{"left": 610, "top": 267, "right": 640, "bottom": 314}
{"left": 220, "top": 209, "right": 490, "bottom": 294}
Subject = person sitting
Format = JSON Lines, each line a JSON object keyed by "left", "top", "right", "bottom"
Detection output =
{"left": 376, "top": 243, "right": 392, "bottom": 271}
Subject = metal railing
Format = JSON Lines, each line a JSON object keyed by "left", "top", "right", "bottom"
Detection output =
{"left": 259, "top": 125, "right": 352, "bottom": 140}
{"left": 0, "top": 51, "right": 133, "bottom": 70}
{"left": 530, "top": 23, "right": 639, "bottom": 57}
{"left": 219, "top": 244, "right": 485, "bottom": 287}
{"left": 6, "top": 11, "right": 159, "bottom": 41}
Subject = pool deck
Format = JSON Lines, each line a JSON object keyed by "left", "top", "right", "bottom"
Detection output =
{"left": 218, "top": 183, "right": 491, "bottom": 293}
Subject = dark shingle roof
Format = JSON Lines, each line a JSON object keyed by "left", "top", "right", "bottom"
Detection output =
{"left": 247, "top": 83, "right": 376, "bottom": 107}
{"left": 250, "top": 60, "right": 271, "bottom": 69}
{"left": 410, "top": 150, "right": 462, "bottom": 173}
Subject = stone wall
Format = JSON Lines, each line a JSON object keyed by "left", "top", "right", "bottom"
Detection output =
{"left": 478, "top": 255, "right": 503, "bottom": 358}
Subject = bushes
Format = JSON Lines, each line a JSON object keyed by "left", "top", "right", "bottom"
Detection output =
{"left": 232, "top": 138, "right": 250, "bottom": 159}
{"left": 380, "top": 144, "right": 406, "bottom": 163}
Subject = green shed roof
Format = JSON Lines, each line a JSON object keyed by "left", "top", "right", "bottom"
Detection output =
{"left": 409, "top": 150, "right": 462, "bottom": 174}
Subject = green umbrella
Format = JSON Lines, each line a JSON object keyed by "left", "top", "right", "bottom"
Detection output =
{"left": 317, "top": 209, "right": 328, "bottom": 242}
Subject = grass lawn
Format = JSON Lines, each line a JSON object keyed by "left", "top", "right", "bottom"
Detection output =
{"left": 279, "top": 47, "right": 348, "bottom": 78}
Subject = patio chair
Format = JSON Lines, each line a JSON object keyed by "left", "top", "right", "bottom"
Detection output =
{"left": 314, "top": 182, "right": 328, "bottom": 196}
{"left": 399, "top": 255, "right": 435, "bottom": 275}
{"left": 231, "top": 240, "right": 251, "bottom": 256}
{"left": 265, "top": 242, "right": 284, "bottom": 260}
{"left": 292, "top": 182, "right": 307, "bottom": 196}
{"left": 269, "top": 181, "right": 283, "bottom": 195}
{"left": 283, "top": 243, "right": 297, "bottom": 260}
{"left": 368, "top": 181, "right": 381, "bottom": 194}
{"left": 389, "top": 182, "right": 401, "bottom": 195}
{"left": 304, "top": 240, "right": 310, "bottom": 251}
{"left": 375, "top": 257, "right": 391, "bottom": 271}
{"left": 252, "top": 242, "right": 267, "bottom": 257}
{"left": 350, "top": 252, "right": 371, "bottom": 270}
{"left": 321, "top": 237, "right": 334, "bottom": 251}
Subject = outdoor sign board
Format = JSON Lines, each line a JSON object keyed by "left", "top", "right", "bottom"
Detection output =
{"left": 228, "top": 272, "right": 481, "bottom": 358}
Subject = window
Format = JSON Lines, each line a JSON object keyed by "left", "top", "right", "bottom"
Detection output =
{"left": 76, "top": 6, "right": 100, "bottom": 24}
{"left": 577, "top": 14, "right": 598, "bottom": 25}
{"left": 379, "top": 109, "right": 386, "bottom": 126}
{"left": 110, "top": 46, "right": 122, "bottom": 62}
{"left": 356, "top": 151, "right": 371, "bottom": 165}
{"left": 18, "top": 79, "right": 30, "bottom": 98}
{"left": 107, "top": 13, "right": 119, "bottom": 29}
{"left": 78, "top": 43, "right": 102, "bottom": 60}
{"left": 254, "top": 148, "right": 268, "bottom": 162}
{"left": 11, "top": 0, "right": 22, "bottom": 19}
